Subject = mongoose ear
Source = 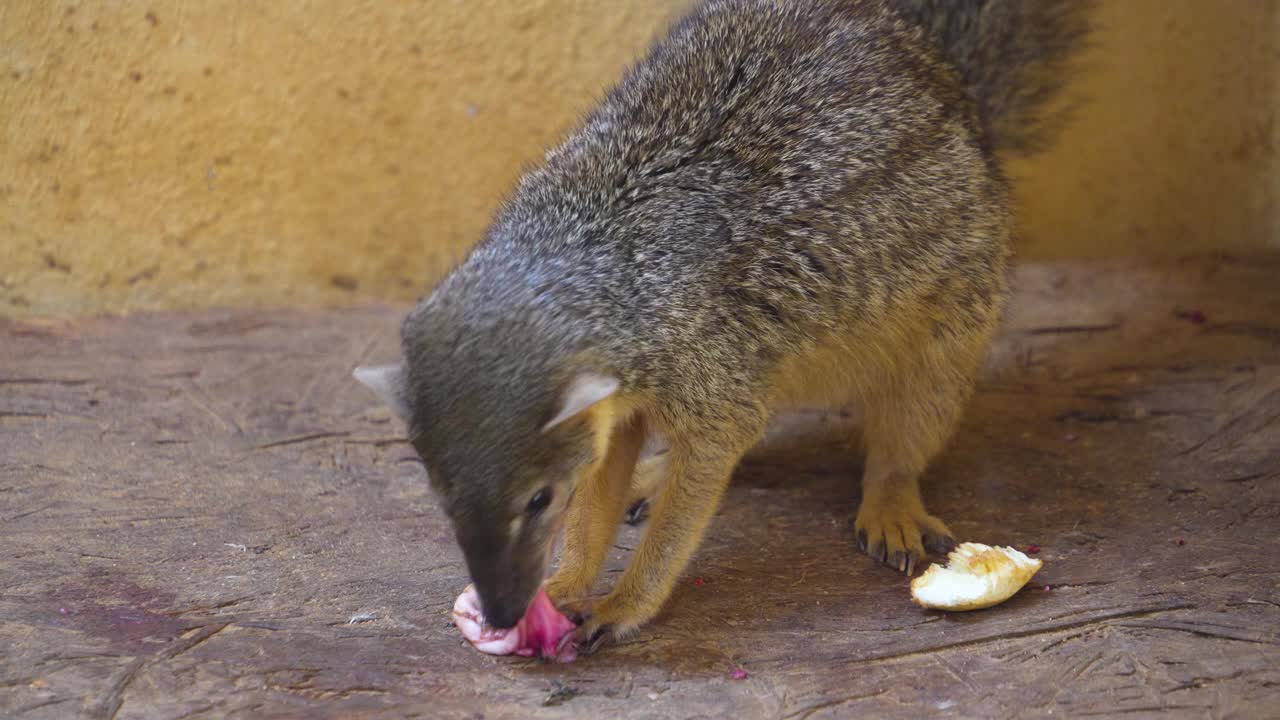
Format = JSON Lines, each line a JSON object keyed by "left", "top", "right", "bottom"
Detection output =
{"left": 542, "top": 373, "right": 619, "bottom": 432}
{"left": 353, "top": 363, "right": 413, "bottom": 422}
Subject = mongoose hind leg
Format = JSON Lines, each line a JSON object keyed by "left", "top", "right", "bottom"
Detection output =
{"left": 854, "top": 319, "right": 995, "bottom": 574}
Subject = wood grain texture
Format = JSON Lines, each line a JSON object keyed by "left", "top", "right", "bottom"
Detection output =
{"left": 1, "top": 255, "right": 1277, "bottom": 718}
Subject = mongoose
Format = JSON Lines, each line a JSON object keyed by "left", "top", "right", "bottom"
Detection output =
{"left": 355, "top": 0, "right": 1091, "bottom": 649}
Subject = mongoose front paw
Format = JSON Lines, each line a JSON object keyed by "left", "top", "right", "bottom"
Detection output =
{"left": 855, "top": 504, "right": 955, "bottom": 574}
{"left": 543, "top": 576, "right": 587, "bottom": 612}
{"left": 548, "top": 594, "right": 592, "bottom": 627}
{"left": 564, "top": 598, "right": 643, "bottom": 655}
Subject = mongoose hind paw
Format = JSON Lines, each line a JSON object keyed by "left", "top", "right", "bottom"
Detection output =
{"left": 855, "top": 505, "right": 955, "bottom": 575}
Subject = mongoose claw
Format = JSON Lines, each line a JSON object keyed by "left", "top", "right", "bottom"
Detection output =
{"left": 856, "top": 528, "right": 885, "bottom": 563}
{"left": 569, "top": 613, "right": 618, "bottom": 655}
{"left": 563, "top": 597, "right": 644, "bottom": 654}
{"left": 922, "top": 530, "right": 956, "bottom": 555}
{"left": 890, "top": 549, "right": 917, "bottom": 575}
{"left": 549, "top": 597, "right": 615, "bottom": 654}
{"left": 583, "top": 623, "right": 616, "bottom": 655}
{"left": 623, "top": 499, "right": 650, "bottom": 526}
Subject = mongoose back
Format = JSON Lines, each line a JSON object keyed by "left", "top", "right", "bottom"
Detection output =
{"left": 356, "top": 0, "right": 1091, "bottom": 645}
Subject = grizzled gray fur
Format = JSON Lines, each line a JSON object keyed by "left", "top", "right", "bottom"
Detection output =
{"left": 356, "top": 0, "right": 1091, "bottom": 640}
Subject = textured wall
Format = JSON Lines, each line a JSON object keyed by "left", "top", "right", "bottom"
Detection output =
{"left": 1010, "top": 0, "right": 1280, "bottom": 259}
{"left": 2, "top": 0, "right": 1277, "bottom": 317}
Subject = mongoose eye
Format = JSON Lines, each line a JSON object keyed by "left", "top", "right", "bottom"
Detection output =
{"left": 526, "top": 488, "right": 553, "bottom": 517}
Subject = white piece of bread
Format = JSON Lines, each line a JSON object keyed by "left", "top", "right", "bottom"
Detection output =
{"left": 911, "top": 542, "right": 1043, "bottom": 611}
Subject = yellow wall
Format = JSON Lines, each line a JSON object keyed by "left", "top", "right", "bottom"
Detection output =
{"left": 2, "top": 0, "right": 1277, "bottom": 318}
{"left": 1010, "top": 0, "right": 1280, "bottom": 259}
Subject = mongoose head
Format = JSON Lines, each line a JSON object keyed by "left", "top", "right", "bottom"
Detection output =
{"left": 353, "top": 308, "right": 617, "bottom": 629}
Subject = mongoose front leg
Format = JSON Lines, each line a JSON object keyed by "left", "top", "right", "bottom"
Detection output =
{"left": 545, "top": 419, "right": 645, "bottom": 606}
{"left": 571, "top": 447, "right": 738, "bottom": 651}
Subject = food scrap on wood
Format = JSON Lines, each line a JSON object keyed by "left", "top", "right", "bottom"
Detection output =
{"left": 543, "top": 680, "right": 579, "bottom": 707}
{"left": 1176, "top": 309, "right": 1208, "bottom": 325}
{"left": 452, "top": 584, "right": 578, "bottom": 662}
{"left": 911, "top": 543, "right": 1043, "bottom": 611}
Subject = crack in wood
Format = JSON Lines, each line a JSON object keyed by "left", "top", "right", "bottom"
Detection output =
{"left": 6, "top": 503, "right": 55, "bottom": 522}
{"left": 1023, "top": 322, "right": 1123, "bottom": 335}
{"left": 782, "top": 688, "right": 890, "bottom": 719}
{"left": 14, "top": 696, "right": 77, "bottom": 715}
{"left": 0, "top": 377, "right": 90, "bottom": 386}
{"left": 0, "top": 411, "right": 51, "bottom": 419}
{"left": 96, "top": 657, "right": 145, "bottom": 720}
{"left": 1117, "top": 621, "right": 1279, "bottom": 646}
{"left": 792, "top": 604, "right": 1197, "bottom": 671}
{"left": 342, "top": 436, "right": 407, "bottom": 447}
{"left": 1071, "top": 703, "right": 1214, "bottom": 716}
{"left": 91, "top": 624, "right": 232, "bottom": 720}
{"left": 253, "top": 431, "right": 351, "bottom": 450}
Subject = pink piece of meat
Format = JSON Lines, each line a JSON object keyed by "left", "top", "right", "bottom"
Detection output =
{"left": 452, "top": 584, "right": 578, "bottom": 662}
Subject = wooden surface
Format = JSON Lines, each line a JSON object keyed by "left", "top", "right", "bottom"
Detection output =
{"left": 2, "top": 255, "right": 1278, "bottom": 719}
